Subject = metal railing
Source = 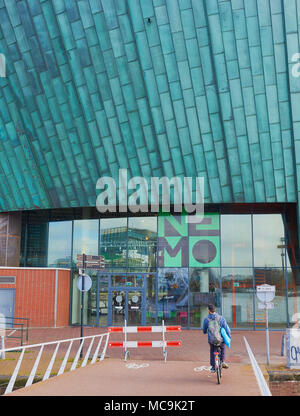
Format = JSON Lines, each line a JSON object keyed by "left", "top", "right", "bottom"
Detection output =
{"left": 0, "top": 316, "right": 29, "bottom": 344}
{"left": 0, "top": 332, "right": 110, "bottom": 395}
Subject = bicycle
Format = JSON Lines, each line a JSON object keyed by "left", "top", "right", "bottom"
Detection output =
{"left": 214, "top": 346, "right": 222, "bottom": 384}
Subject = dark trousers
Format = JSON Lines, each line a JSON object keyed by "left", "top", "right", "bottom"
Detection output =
{"left": 209, "top": 342, "right": 225, "bottom": 368}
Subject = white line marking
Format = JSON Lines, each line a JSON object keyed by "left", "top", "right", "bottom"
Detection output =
{"left": 244, "top": 336, "right": 272, "bottom": 396}
{"left": 194, "top": 366, "right": 211, "bottom": 372}
{"left": 125, "top": 363, "right": 149, "bottom": 369}
{"left": 7, "top": 330, "right": 16, "bottom": 337}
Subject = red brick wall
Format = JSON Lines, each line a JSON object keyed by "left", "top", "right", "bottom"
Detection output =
{"left": 270, "top": 381, "right": 300, "bottom": 396}
{"left": 0, "top": 268, "right": 70, "bottom": 327}
{"left": 56, "top": 269, "right": 71, "bottom": 327}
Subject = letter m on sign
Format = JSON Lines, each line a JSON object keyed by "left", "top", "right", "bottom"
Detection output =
{"left": 157, "top": 237, "right": 188, "bottom": 267}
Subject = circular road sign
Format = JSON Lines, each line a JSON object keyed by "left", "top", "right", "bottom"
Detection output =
{"left": 77, "top": 274, "right": 92, "bottom": 292}
{"left": 256, "top": 284, "right": 275, "bottom": 303}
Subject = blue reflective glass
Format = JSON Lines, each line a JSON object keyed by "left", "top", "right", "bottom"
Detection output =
{"left": 253, "top": 214, "right": 285, "bottom": 267}
{"left": 47, "top": 221, "right": 72, "bottom": 267}
{"left": 221, "top": 214, "right": 252, "bottom": 267}
{"left": 72, "top": 219, "right": 99, "bottom": 262}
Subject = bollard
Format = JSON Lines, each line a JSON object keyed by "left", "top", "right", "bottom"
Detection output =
{"left": 281, "top": 333, "right": 286, "bottom": 356}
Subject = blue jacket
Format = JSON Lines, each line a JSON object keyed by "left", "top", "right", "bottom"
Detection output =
{"left": 203, "top": 313, "right": 231, "bottom": 344}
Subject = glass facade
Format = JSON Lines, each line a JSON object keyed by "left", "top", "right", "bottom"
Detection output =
{"left": 20, "top": 205, "right": 300, "bottom": 330}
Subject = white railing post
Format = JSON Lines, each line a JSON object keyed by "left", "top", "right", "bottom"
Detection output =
{"left": 91, "top": 336, "right": 103, "bottom": 364}
{"left": 81, "top": 337, "right": 95, "bottom": 367}
{"left": 70, "top": 339, "right": 85, "bottom": 371}
{"left": 26, "top": 345, "right": 44, "bottom": 387}
{"left": 43, "top": 342, "right": 61, "bottom": 381}
{"left": 57, "top": 340, "right": 73, "bottom": 376}
{"left": 5, "top": 348, "right": 25, "bottom": 395}
{"left": 100, "top": 333, "right": 110, "bottom": 361}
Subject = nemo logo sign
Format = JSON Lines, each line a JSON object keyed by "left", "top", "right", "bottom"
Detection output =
{"left": 0, "top": 54, "right": 6, "bottom": 78}
{"left": 157, "top": 213, "right": 220, "bottom": 268}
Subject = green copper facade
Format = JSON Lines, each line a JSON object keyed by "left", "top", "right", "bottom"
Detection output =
{"left": 0, "top": 0, "right": 299, "bottom": 216}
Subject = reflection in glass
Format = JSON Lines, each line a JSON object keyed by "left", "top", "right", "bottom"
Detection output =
{"left": 72, "top": 220, "right": 99, "bottom": 263}
{"left": 221, "top": 215, "right": 252, "bottom": 267}
{"left": 100, "top": 218, "right": 127, "bottom": 269}
{"left": 157, "top": 268, "right": 189, "bottom": 326}
{"left": 222, "top": 268, "right": 253, "bottom": 329}
{"left": 189, "top": 268, "right": 221, "bottom": 328}
{"left": 71, "top": 269, "right": 97, "bottom": 326}
{"left": 47, "top": 221, "right": 72, "bottom": 268}
{"left": 128, "top": 217, "right": 157, "bottom": 270}
{"left": 99, "top": 274, "right": 108, "bottom": 326}
{"left": 146, "top": 274, "right": 156, "bottom": 325}
{"left": 26, "top": 223, "right": 48, "bottom": 267}
{"left": 86, "top": 270, "right": 98, "bottom": 325}
{"left": 253, "top": 214, "right": 286, "bottom": 267}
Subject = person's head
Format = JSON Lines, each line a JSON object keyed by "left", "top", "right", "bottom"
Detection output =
{"left": 208, "top": 304, "right": 216, "bottom": 314}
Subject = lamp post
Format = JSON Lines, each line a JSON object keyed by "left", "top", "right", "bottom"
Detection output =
{"left": 277, "top": 237, "right": 289, "bottom": 326}
{"left": 80, "top": 253, "right": 86, "bottom": 358}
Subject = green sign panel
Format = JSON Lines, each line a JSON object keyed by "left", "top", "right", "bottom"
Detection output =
{"left": 158, "top": 213, "right": 220, "bottom": 268}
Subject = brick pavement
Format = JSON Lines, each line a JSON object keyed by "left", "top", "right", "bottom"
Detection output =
{"left": 0, "top": 326, "right": 288, "bottom": 396}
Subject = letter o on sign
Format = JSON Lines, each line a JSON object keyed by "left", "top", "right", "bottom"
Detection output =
{"left": 192, "top": 240, "right": 217, "bottom": 264}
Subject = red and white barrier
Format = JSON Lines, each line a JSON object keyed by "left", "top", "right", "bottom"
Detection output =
{"left": 108, "top": 320, "right": 181, "bottom": 362}
{"left": 109, "top": 341, "right": 182, "bottom": 348}
{"left": 109, "top": 325, "right": 181, "bottom": 333}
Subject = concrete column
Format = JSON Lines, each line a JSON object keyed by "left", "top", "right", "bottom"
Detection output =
{"left": 0, "top": 212, "right": 22, "bottom": 267}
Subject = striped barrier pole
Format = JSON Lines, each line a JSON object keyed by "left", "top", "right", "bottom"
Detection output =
{"left": 108, "top": 322, "right": 181, "bottom": 362}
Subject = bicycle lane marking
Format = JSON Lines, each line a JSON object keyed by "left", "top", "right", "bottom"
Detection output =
{"left": 193, "top": 366, "right": 211, "bottom": 372}
{"left": 125, "top": 363, "right": 150, "bottom": 369}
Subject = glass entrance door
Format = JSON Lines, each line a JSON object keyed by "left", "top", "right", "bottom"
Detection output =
{"left": 127, "top": 290, "right": 142, "bottom": 325}
{"left": 111, "top": 290, "right": 126, "bottom": 326}
{"left": 109, "top": 288, "right": 145, "bottom": 326}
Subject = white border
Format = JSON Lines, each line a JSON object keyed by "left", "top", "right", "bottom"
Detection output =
{"left": 244, "top": 336, "right": 272, "bottom": 396}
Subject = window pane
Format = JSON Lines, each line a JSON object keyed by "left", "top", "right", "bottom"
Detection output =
{"left": 48, "top": 221, "right": 72, "bottom": 268}
{"left": 157, "top": 268, "right": 189, "bottom": 326}
{"left": 100, "top": 218, "right": 127, "bottom": 269}
{"left": 128, "top": 217, "right": 157, "bottom": 270}
{"left": 146, "top": 274, "right": 156, "bottom": 325}
{"left": 99, "top": 274, "right": 108, "bottom": 327}
{"left": 189, "top": 268, "right": 221, "bottom": 328}
{"left": 253, "top": 214, "right": 286, "bottom": 267}
{"left": 72, "top": 220, "right": 99, "bottom": 263}
{"left": 26, "top": 223, "right": 48, "bottom": 267}
{"left": 221, "top": 215, "right": 252, "bottom": 267}
{"left": 222, "top": 268, "right": 254, "bottom": 329}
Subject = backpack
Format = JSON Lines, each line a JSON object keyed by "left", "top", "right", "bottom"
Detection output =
{"left": 207, "top": 315, "right": 223, "bottom": 346}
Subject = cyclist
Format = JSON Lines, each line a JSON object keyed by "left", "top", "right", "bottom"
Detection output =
{"left": 202, "top": 304, "right": 231, "bottom": 373}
